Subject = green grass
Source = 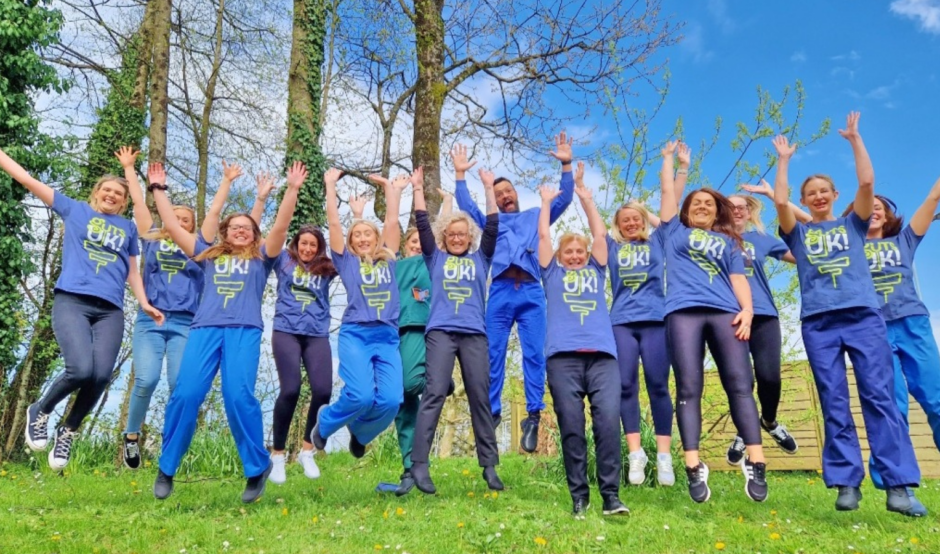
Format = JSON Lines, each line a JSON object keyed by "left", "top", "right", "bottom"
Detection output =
{"left": 1, "top": 453, "right": 938, "bottom": 554}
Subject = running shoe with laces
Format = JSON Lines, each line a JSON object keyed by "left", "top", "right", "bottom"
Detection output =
{"left": 741, "top": 457, "right": 768, "bottom": 502}
{"left": 602, "top": 495, "right": 630, "bottom": 515}
{"left": 298, "top": 449, "right": 320, "bottom": 479}
{"left": 49, "top": 426, "right": 77, "bottom": 471}
{"left": 25, "top": 403, "right": 50, "bottom": 451}
{"left": 726, "top": 435, "right": 745, "bottom": 465}
{"left": 572, "top": 496, "right": 590, "bottom": 519}
{"left": 656, "top": 453, "right": 676, "bottom": 486}
{"left": 627, "top": 450, "right": 648, "bottom": 485}
{"left": 123, "top": 435, "right": 141, "bottom": 469}
{"left": 270, "top": 452, "right": 287, "bottom": 484}
{"left": 761, "top": 419, "right": 798, "bottom": 454}
{"left": 685, "top": 462, "right": 711, "bottom": 503}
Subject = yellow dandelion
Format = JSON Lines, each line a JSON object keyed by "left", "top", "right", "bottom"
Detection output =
{"left": 93, "top": 470, "right": 100, "bottom": 475}
{"left": 395, "top": 507, "right": 404, "bottom": 516}
{"left": 807, "top": 479, "right": 816, "bottom": 485}
{"left": 770, "top": 533, "right": 781, "bottom": 540}
{"left": 383, "top": 510, "right": 389, "bottom": 519}
{"left": 768, "top": 522, "right": 775, "bottom": 529}
{"left": 0, "top": 470, "right": 7, "bottom": 477}
{"left": 484, "top": 493, "right": 491, "bottom": 499}
{"left": 10, "top": 475, "right": 16, "bottom": 480}
{"left": 144, "top": 460, "right": 152, "bottom": 468}
{"left": 534, "top": 537, "right": 548, "bottom": 546}
{"left": 51, "top": 536, "right": 61, "bottom": 542}
{"left": 737, "top": 516, "right": 743, "bottom": 523}
{"left": 457, "top": 522, "right": 465, "bottom": 528}
{"left": 374, "top": 545, "right": 383, "bottom": 551}
{"left": 312, "top": 517, "right": 319, "bottom": 524}
{"left": 816, "top": 469, "right": 823, "bottom": 474}
{"left": 491, "top": 491, "right": 498, "bottom": 500}
{"left": 715, "top": 542, "right": 726, "bottom": 550}
{"left": 770, "top": 510, "right": 777, "bottom": 516}
{"left": 131, "top": 481, "right": 137, "bottom": 487}
{"left": 462, "top": 469, "right": 470, "bottom": 476}
{"left": 467, "top": 492, "right": 475, "bottom": 498}
{"left": 911, "top": 538, "right": 920, "bottom": 545}
{"left": 282, "top": 508, "right": 289, "bottom": 516}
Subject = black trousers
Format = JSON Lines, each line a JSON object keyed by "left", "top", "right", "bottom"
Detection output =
{"left": 546, "top": 352, "right": 622, "bottom": 501}
{"left": 748, "top": 315, "right": 782, "bottom": 424}
{"left": 270, "top": 332, "right": 333, "bottom": 451}
{"left": 412, "top": 330, "right": 498, "bottom": 467}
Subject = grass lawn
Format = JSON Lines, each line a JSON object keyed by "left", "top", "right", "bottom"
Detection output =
{"left": 0, "top": 453, "right": 938, "bottom": 554}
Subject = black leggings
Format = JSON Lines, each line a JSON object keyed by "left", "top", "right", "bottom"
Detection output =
{"left": 749, "top": 315, "right": 782, "bottom": 424}
{"left": 271, "top": 331, "right": 333, "bottom": 451}
{"left": 613, "top": 322, "right": 673, "bottom": 436}
{"left": 666, "top": 308, "right": 761, "bottom": 451}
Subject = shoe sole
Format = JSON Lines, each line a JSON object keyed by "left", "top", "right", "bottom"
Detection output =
{"left": 48, "top": 449, "right": 68, "bottom": 471}
{"left": 740, "top": 460, "right": 768, "bottom": 502}
{"left": 242, "top": 465, "right": 273, "bottom": 504}
{"left": 395, "top": 481, "right": 414, "bottom": 497}
{"left": 24, "top": 409, "right": 47, "bottom": 452}
{"left": 658, "top": 475, "right": 675, "bottom": 487}
{"left": 602, "top": 507, "right": 630, "bottom": 516}
{"left": 726, "top": 454, "right": 744, "bottom": 467}
{"left": 690, "top": 486, "right": 711, "bottom": 503}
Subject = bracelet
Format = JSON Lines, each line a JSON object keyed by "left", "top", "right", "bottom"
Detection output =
{"left": 676, "top": 169, "right": 688, "bottom": 175}
{"left": 148, "top": 183, "right": 169, "bottom": 192}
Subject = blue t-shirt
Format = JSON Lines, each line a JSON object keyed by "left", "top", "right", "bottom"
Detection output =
{"left": 606, "top": 234, "right": 666, "bottom": 324}
{"left": 742, "top": 230, "right": 789, "bottom": 318}
{"left": 272, "top": 251, "right": 335, "bottom": 336}
{"left": 333, "top": 248, "right": 400, "bottom": 326}
{"left": 864, "top": 226, "right": 929, "bottom": 321}
{"left": 541, "top": 257, "right": 617, "bottom": 359}
{"left": 424, "top": 248, "right": 492, "bottom": 335}
{"left": 780, "top": 212, "right": 880, "bottom": 320}
{"left": 660, "top": 218, "right": 745, "bottom": 315}
{"left": 52, "top": 192, "right": 140, "bottom": 309}
{"left": 190, "top": 237, "right": 278, "bottom": 329}
{"left": 140, "top": 229, "right": 204, "bottom": 315}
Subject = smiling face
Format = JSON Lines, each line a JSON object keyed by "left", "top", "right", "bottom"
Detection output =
{"left": 224, "top": 215, "right": 256, "bottom": 248}
{"left": 687, "top": 191, "right": 718, "bottom": 229}
{"left": 869, "top": 197, "right": 886, "bottom": 236}
{"left": 444, "top": 220, "right": 470, "bottom": 255}
{"left": 174, "top": 207, "right": 196, "bottom": 233}
{"left": 349, "top": 222, "right": 379, "bottom": 256}
{"left": 94, "top": 180, "right": 128, "bottom": 215}
{"left": 616, "top": 207, "right": 646, "bottom": 241}
{"left": 403, "top": 230, "right": 421, "bottom": 258}
{"left": 296, "top": 232, "right": 319, "bottom": 263}
{"left": 494, "top": 180, "right": 519, "bottom": 213}
{"left": 800, "top": 177, "right": 839, "bottom": 219}
{"left": 729, "top": 196, "right": 749, "bottom": 232}
{"left": 558, "top": 235, "right": 589, "bottom": 270}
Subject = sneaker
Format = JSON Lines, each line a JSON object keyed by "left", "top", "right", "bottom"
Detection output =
{"left": 602, "top": 495, "right": 630, "bottom": 516}
{"left": 154, "top": 469, "right": 174, "bottom": 500}
{"left": 310, "top": 405, "right": 327, "bottom": 451}
{"left": 761, "top": 419, "right": 798, "bottom": 454}
{"left": 835, "top": 486, "right": 862, "bottom": 511}
{"left": 482, "top": 466, "right": 504, "bottom": 491}
{"left": 48, "top": 426, "right": 77, "bottom": 471}
{"left": 25, "top": 403, "right": 50, "bottom": 451}
{"left": 123, "top": 435, "right": 141, "bottom": 470}
{"left": 349, "top": 433, "right": 366, "bottom": 458}
{"left": 572, "top": 496, "right": 590, "bottom": 519}
{"left": 298, "top": 449, "right": 320, "bottom": 479}
{"left": 520, "top": 411, "right": 540, "bottom": 453}
{"left": 685, "top": 462, "right": 711, "bottom": 503}
{"left": 741, "top": 457, "right": 768, "bottom": 502}
{"left": 242, "top": 463, "right": 273, "bottom": 503}
{"left": 656, "top": 453, "right": 675, "bottom": 487}
{"left": 886, "top": 487, "right": 927, "bottom": 517}
{"left": 726, "top": 435, "right": 745, "bottom": 466}
{"left": 270, "top": 453, "right": 287, "bottom": 485}
{"left": 628, "top": 450, "right": 648, "bottom": 485}
{"left": 395, "top": 470, "right": 415, "bottom": 497}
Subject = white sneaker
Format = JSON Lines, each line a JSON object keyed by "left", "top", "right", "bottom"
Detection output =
{"left": 657, "top": 453, "right": 675, "bottom": 486}
{"left": 48, "top": 426, "right": 77, "bottom": 471}
{"left": 628, "top": 450, "right": 648, "bottom": 485}
{"left": 270, "top": 453, "right": 287, "bottom": 485}
{"left": 298, "top": 449, "right": 320, "bottom": 479}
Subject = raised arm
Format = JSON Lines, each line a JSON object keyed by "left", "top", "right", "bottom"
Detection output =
{"left": 451, "top": 144, "right": 485, "bottom": 228}
{"left": 574, "top": 161, "right": 607, "bottom": 266}
{"left": 348, "top": 193, "right": 367, "bottom": 219}
{"left": 411, "top": 170, "right": 438, "bottom": 256}
{"left": 325, "top": 167, "right": 345, "bottom": 254}
{"left": 772, "top": 136, "right": 798, "bottom": 234}
{"left": 116, "top": 147, "right": 153, "bottom": 234}
{"left": 149, "top": 164, "right": 197, "bottom": 256}
{"left": 548, "top": 131, "right": 575, "bottom": 222}
{"left": 127, "top": 258, "right": 164, "bottom": 325}
{"left": 674, "top": 142, "right": 691, "bottom": 207}
{"left": 203, "top": 160, "right": 243, "bottom": 242}
{"left": 538, "top": 185, "right": 562, "bottom": 268}
{"left": 909, "top": 176, "right": 940, "bottom": 236}
{"left": 839, "top": 112, "right": 874, "bottom": 220}
{"left": 659, "top": 140, "right": 680, "bottom": 223}
{"left": 265, "top": 162, "right": 305, "bottom": 257}
{"left": 382, "top": 173, "right": 409, "bottom": 253}
{"left": 250, "top": 172, "right": 275, "bottom": 226}
{"left": 742, "top": 179, "right": 812, "bottom": 224}
{"left": 480, "top": 174, "right": 499, "bottom": 258}
{"left": 438, "top": 187, "right": 454, "bottom": 217}
{"left": 0, "top": 147, "right": 54, "bottom": 206}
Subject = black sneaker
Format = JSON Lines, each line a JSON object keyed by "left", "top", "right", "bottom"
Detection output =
{"left": 761, "top": 419, "right": 798, "bottom": 454}
{"left": 520, "top": 412, "right": 540, "bottom": 453}
{"left": 411, "top": 462, "right": 436, "bottom": 495}
{"left": 741, "top": 458, "right": 768, "bottom": 502}
{"left": 835, "top": 486, "right": 862, "bottom": 511}
{"left": 123, "top": 435, "right": 141, "bottom": 469}
{"left": 726, "top": 436, "right": 745, "bottom": 466}
{"left": 482, "top": 466, "right": 504, "bottom": 491}
{"left": 886, "top": 487, "right": 927, "bottom": 517}
{"left": 685, "top": 462, "right": 711, "bottom": 503}
{"left": 602, "top": 495, "right": 630, "bottom": 516}
{"left": 395, "top": 470, "right": 415, "bottom": 497}
{"left": 154, "top": 469, "right": 174, "bottom": 500}
{"left": 25, "top": 403, "right": 50, "bottom": 451}
{"left": 349, "top": 434, "right": 366, "bottom": 458}
{"left": 48, "top": 426, "right": 77, "bottom": 471}
{"left": 572, "top": 497, "right": 590, "bottom": 519}
{"left": 310, "top": 405, "right": 327, "bottom": 450}
{"left": 242, "top": 463, "right": 273, "bottom": 503}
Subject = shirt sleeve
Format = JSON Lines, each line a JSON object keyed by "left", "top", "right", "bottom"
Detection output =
{"left": 901, "top": 225, "right": 924, "bottom": 254}
{"left": 480, "top": 213, "right": 499, "bottom": 259}
{"left": 778, "top": 223, "right": 798, "bottom": 249}
{"left": 548, "top": 170, "right": 575, "bottom": 224}
{"left": 415, "top": 210, "right": 438, "bottom": 259}
{"left": 51, "top": 191, "right": 77, "bottom": 219}
{"left": 454, "top": 179, "right": 486, "bottom": 229}
{"left": 847, "top": 211, "right": 871, "bottom": 239}
{"left": 765, "top": 235, "right": 789, "bottom": 260}
{"left": 127, "top": 224, "right": 140, "bottom": 257}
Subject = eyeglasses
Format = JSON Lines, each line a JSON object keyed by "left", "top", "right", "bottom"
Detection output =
{"left": 731, "top": 205, "right": 749, "bottom": 212}
{"left": 229, "top": 224, "right": 254, "bottom": 232}
{"left": 446, "top": 232, "right": 468, "bottom": 240}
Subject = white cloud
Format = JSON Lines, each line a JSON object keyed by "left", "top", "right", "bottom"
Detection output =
{"left": 790, "top": 51, "right": 807, "bottom": 63}
{"left": 831, "top": 67, "right": 857, "bottom": 81}
{"left": 678, "top": 22, "right": 714, "bottom": 63}
{"left": 891, "top": 0, "right": 940, "bottom": 34}
{"left": 707, "top": 0, "right": 736, "bottom": 34}
{"left": 830, "top": 50, "right": 861, "bottom": 62}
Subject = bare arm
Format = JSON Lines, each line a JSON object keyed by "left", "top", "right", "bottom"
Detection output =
{"left": 0, "top": 148, "right": 54, "bottom": 206}
{"left": 673, "top": 142, "right": 691, "bottom": 207}
{"left": 116, "top": 147, "right": 153, "bottom": 234}
{"left": 150, "top": 166, "right": 197, "bottom": 256}
{"left": 478, "top": 169, "right": 499, "bottom": 215}
{"left": 265, "top": 162, "right": 306, "bottom": 257}
{"left": 325, "top": 168, "right": 345, "bottom": 254}
{"left": 771, "top": 136, "right": 798, "bottom": 234}
{"left": 742, "top": 179, "right": 812, "bottom": 224}
{"left": 203, "top": 160, "right": 243, "bottom": 243}
{"left": 840, "top": 112, "right": 875, "bottom": 220}
{"left": 382, "top": 174, "right": 408, "bottom": 253}
{"left": 659, "top": 140, "right": 680, "bottom": 223}
{"left": 250, "top": 173, "right": 275, "bottom": 226}
{"left": 730, "top": 274, "right": 754, "bottom": 341}
{"left": 538, "top": 186, "right": 561, "bottom": 268}
{"left": 574, "top": 162, "right": 607, "bottom": 266}
{"left": 781, "top": 251, "right": 797, "bottom": 264}
{"left": 438, "top": 188, "right": 454, "bottom": 217}
{"left": 908, "top": 176, "right": 940, "bottom": 236}
{"left": 127, "top": 259, "right": 164, "bottom": 325}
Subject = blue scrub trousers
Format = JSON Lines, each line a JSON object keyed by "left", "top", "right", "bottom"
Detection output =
{"left": 159, "top": 326, "right": 269, "bottom": 478}
{"left": 802, "top": 307, "right": 920, "bottom": 489}
{"left": 869, "top": 314, "right": 940, "bottom": 489}
{"left": 318, "top": 323, "right": 403, "bottom": 445}
{"left": 486, "top": 278, "right": 547, "bottom": 416}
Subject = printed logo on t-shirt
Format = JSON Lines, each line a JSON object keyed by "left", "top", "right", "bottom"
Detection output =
{"left": 742, "top": 241, "right": 756, "bottom": 277}
{"left": 804, "top": 227, "right": 851, "bottom": 287}
{"left": 442, "top": 256, "right": 477, "bottom": 313}
{"left": 688, "top": 229, "right": 725, "bottom": 282}
{"left": 411, "top": 287, "right": 429, "bottom": 302}
{"left": 84, "top": 218, "right": 127, "bottom": 273}
{"left": 616, "top": 243, "right": 650, "bottom": 293}
{"left": 360, "top": 260, "right": 393, "bottom": 318}
{"left": 864, "top": 241, "right": 903, "bottom": 302}
{"left": 562, "top": 267, "right": 599, "bottom": 324}
{"left": 213, "top": 255, "right": 248, "bottom": 308}
{"left": 291, "top": 265, "right": 323, "bottom": 311}
{"left": 157, "top": 239, "right": 187, "bottom": 282}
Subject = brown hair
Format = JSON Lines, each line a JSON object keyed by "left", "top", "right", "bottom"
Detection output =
{"left": 610, "top": 202, "right": 651, "bottom": 242}
{"left": 142, "top": 205, "right": 197, "bottom": 240}
{"left": 287, "top": 225, "right": 337, "bottom": 277}
{"left": 840, "top": 195, "right": 904, "bottom": 238}
{"left": 87, "top": 175, "right": 130, "bottom": 214}
{"left": 799, "top": 174, "right": 837, "bottom": 198}
{"left": 680, "top": 188, "right": 745, "bottom": 251}
{"left": 194, "top": 213, "right": 263, "bottom": 262}
{"left": 346, "top": 219, "right": 396, "bottom": 263}
{"left": 727, "top": 194, "right": 766, "bottom": 234}
{"left": 401, "top": 227, "right": 419, "bottom": 256}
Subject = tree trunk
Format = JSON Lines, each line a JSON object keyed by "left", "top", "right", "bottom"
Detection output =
{"left": 193, "top": 0, "right": 226, "bottom": 226}
{"left": 148, "top": 0, "right": 172, "bottom": 166}
{"left": 410, "top": 0, "right": 445, "bottom": 219}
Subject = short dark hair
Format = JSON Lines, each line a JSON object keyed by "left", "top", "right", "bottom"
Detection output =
{"left": 493, "top": 177, "right": 512, "bottom": 187}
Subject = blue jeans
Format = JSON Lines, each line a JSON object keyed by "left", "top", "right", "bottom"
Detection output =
{"left": 125, "top": 310, "right": 193, "bottom": 435}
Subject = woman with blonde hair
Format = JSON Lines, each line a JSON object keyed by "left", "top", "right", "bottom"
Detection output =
{"left": 5, "top": 146, "right": 164, "bottom": 472}
{"left": 152, "top": 161, "right": 306, "bottom": 504}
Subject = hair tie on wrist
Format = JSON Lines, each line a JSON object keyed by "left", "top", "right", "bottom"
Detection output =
{"left": 148, "top": 183, "right": 169, "bottom": 192}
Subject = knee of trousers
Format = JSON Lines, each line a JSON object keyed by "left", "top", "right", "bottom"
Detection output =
{"left": 375, "top": 390, "right": 405, "bottom": 413}
{"left": 344, "top": 388, "right": 377, "bottom": 413}
{"left": 132, "top": 381, "right": 159, "bottom": 398}
{"left": 276, "top": 387, "right": 301, "bottom": 406}
{"left": 403, "top": 375, "right": 426, "bottom": 399}
{"left": 309, "top": 390, "right": 331, "bottom": 408}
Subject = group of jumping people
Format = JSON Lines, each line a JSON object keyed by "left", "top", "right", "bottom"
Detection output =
{"left": 3, "top": 111, "right": 939, "bottom": 518}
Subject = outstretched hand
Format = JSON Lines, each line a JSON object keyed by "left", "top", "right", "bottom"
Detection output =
{"left": 222, "top": 160, "right": 244, "bottom": 182}
{"left": 348, "top": 194, "right": 368, "bottom": 218}
{"left": 256, "top": 172, "right": 276, "bottom": 197}
{"left": 479, "top": 168, "right": 496, "bottom": 190}
{"left": 677, "top": 142, "right": 691, "bottom": 167}
{"left": 410, "top": 166, "right": 425, "bottom": 190}
{"left": 324, "top": 167, "right": 343, "bottom": 189}
{"left": 549, "top": 131, "right": 574, "bottom": 164}
{"left": 661, "top": 140, "right": 679, "bottom": 158}
{"left": 741, "top": 179, "right": 773, "bottom": 198}
{"left": 772, "top": 135, "right": 797, "bottom": 159}
{"left": 115, "top": 146, "right": 140, "bottom": 168}
{"left": 539, "top": 184, "right": 562, "bottom": 204}
{"left": 286, "top": 161, "right": 307, "bottom": 190}
{"left": 450, "top": 144, "right": 477, "bottom": 173}
{"left": 390, "top": 173, "right": 411, "bottom": 192}
{"left": 573, "top": 162, "right": 593, "bottom": 201}
{"left": 148, "top": 162, "right": 167, "bottom": 185}
{"left": 837, "top": 111, "right": 862, "bottom": 141}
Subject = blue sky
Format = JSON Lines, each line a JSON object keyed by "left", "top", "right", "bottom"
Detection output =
{"left": 631, "top": 0, "right": 940, "bottom": 314}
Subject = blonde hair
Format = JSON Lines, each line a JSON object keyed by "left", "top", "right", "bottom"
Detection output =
{"left": 555, "top": 232, "right": 591, "bottom": 262}
{"left": 142, "top": 205, "right": 197, "bottom": 240}
{"left": 728, "top": 194, "right": 766, "bottom": 234}
{"left": 347, "top": 219, "right": 396, "bottom": 263}
{"left": 610, "top": 202, "right": 651, "bottom": 242}
{"left": 87, "top": 175, "right": 130, "bottom": 214}
{"left": 194, "top": 213, "right": 262, "bottom": 262}
{"left": 432, "top": 211, "right": 482, "bottom": 252}
{"left": 799, "top": 174, "right": 837, "bottom": 198}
